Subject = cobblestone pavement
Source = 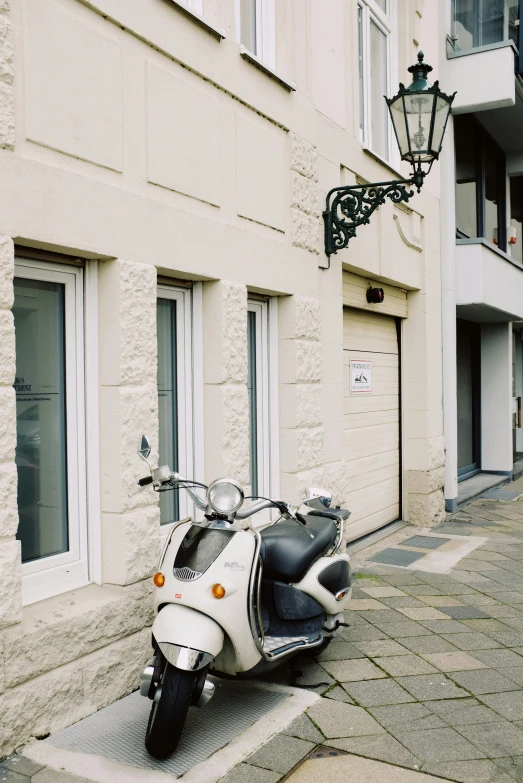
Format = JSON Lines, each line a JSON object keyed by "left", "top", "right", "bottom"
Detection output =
{"left": 5, "top": 492, "right": 523, "bottom": 783}
{"left": 219, "top": 492, "right": 523, "bottom": 783}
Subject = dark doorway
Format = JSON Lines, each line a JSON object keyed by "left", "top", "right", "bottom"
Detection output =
{"left": 457, "top": 319, "right": 481, "bottom": 480}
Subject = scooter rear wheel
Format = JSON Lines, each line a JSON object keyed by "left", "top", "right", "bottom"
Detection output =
{"left": 145, "top": 662, "right": 196, "bottom": 759}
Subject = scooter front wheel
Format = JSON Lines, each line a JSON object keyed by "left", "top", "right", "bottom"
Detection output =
{"left": 145, "top": 662, "right": 197, "bottom": 759}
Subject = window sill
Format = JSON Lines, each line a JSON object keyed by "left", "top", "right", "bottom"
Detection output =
{"left": 447, "top": 39, "right": 518, "bottom": 60}
{"left": 164, "top": 0, "right": 226, "bottom": 40}
{"left": 239, "top": 46, "right": 296, "bottom": 91}
{"left": 456, "top": 237, "right": 523, "bottom": 270}
{"left": 361, "top": 144, "right": 404, "bottom": 180}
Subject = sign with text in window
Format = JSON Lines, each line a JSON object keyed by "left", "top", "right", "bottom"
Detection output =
{"left": 350, "top": 358, "right": 372, "bottom": 394}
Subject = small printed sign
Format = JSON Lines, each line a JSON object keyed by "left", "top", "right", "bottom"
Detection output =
{"left": 350, "top": 359, "right": 372, "bottom": 394}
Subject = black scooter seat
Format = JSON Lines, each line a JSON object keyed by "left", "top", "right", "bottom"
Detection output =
{"left": 260, "top": 515, "right": 338, "bottom": 583}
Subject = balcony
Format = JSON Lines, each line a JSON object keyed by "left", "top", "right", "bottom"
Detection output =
{"left": 456, "top": 238, "right": 523, "bottom": 321}
{"left": 446, "top": 0, "right": 519, "bottom": 116}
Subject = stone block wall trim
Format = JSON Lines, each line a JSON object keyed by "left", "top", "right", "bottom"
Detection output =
{"left": 0, "top": 235, "right": 21, "bottom": 629}
{"left": 279, "top": 295, "right": 327, "bottom": 497}
{"left": 0, "top": 627, "right": 151, "bottom": 758}
{"left": 407, "top": 488, "right": 446, "bottom": 527}
{"left": 290, "top": 135, "right": 320, "bottom": 255}
{"left": 99, "top": 259, "right": 160, "bottom": 585}
{"left": 1, "top": 580, "right": 153, "bottom": 690}
{"left": 0, "top": 3, "right": 14, "bottom": 150}
{"left": 0, "top": 540, "right": 22, "bottom": 629}
{"left": 203, "top": 281, "right": 250, "bottom": 486}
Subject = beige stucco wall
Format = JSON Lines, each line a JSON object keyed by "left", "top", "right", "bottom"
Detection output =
{"left": 0, "top": 0, "right": 444, "bottom": 756}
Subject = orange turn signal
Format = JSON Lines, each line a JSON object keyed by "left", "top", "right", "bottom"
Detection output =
{"left": 212, "top": 583, "right": 226, "bottom": 599}
{"left": 153, "top": 572, "right": 165, "bottom": 587}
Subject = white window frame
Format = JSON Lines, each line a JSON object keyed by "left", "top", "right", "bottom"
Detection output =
{"left": 157, "top": 284, "right": 198, "bottom": 535}
{"left": 15, "top": 258, "right": 88, "bottom": 606}
{"left": 358, "top": 0, "right": 399, "bottom": 167}
{"left": 236, "top": 0, "right": 276, "bottom": 69}
{"left": 248, "top": 298, "right": 277, "bottom": 505}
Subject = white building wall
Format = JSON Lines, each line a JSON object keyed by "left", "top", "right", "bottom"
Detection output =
{"left": 0, "top": 0, "right": 445, "bottom": 754}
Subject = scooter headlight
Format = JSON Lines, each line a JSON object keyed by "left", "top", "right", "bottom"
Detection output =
{"left": 207, "top": 478, "right": 244, "bottom": 514}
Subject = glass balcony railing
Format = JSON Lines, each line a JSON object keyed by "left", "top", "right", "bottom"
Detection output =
{"left": 452, "top": 0, "right": 519, "bottom": 52}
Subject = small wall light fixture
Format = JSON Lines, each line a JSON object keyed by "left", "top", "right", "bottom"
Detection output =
{"left": 366, "top": 287, "right": 384, "bottom": 304}
{"left": 323, "top": 52, "right": 455, "bottom": 262}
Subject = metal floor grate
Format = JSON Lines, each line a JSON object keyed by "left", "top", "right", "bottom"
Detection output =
{"left": 402, "top": 535, "right": 450, "bottom": 550}
{"left": 44, "top": 681, "right": 288, "bottom": 778}
{"left": 368, "top": 548, "right": 425, "bottom": 567}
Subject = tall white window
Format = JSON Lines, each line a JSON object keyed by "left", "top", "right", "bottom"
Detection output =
{"left": 157, "top": 285, "right": 194, "bottom": 528}
{"left": 247, "top": 299, "right": 271, "bottom": 498}
{"left": 14, "top": 259, "right": 87, "bottom": 605}
{"left": 238, "top": 0, "right": 276, "bottom": 68}
{"left": 358, "top": 0, "right": 397, "bottom": 162}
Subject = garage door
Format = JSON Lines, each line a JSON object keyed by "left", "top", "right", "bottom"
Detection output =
{"left": 343, "top": 307, "right": 400, "bottom": 541}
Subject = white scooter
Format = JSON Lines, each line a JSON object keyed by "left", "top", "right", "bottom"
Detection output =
{"left": 135, "top": 436, "right": 352, "bottom": 760}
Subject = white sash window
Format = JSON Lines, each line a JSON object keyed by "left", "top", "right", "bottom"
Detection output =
{"left": 14, "top": 259, "right": 88, "bottom": 605}
{"left": 358, "top": 0, "right": 398, "bottom": 164}
{"left": 157, "top": 284, "right": 195, "bottom": 527}
{"left": 238, "top": 0, "right": 276, "bottom": 68}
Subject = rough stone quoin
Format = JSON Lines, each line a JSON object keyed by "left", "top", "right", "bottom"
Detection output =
{"left": 2, "top": 580, "right": 153, "bottom": 689}
{"left": 0, "top": 234, "right": 20, "bottom": 629}
{"left": 0, "top": 3, "right": 14, "bottom": 150}
{"left": 290, "top": 133, "right": 318, "bottom": 182}
{"left": 0, "top": 540, "right": 22, "bottom": 629}
{"left": 0, "top": 627, "right": 151, "bottom": 759}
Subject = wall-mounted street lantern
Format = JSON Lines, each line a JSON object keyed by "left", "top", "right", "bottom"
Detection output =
{"left": 323, "top": 52, "right": 455, "bottom": 261}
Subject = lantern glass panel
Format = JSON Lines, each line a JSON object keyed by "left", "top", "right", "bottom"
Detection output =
{"left": 389, "top": 96, "right": 410, "bottom": 158}
{"left": 430, "top": 95, "right": 452, "bottom": 155}
{"left": 404, "top": 91, "right": 437, "bottom": 162}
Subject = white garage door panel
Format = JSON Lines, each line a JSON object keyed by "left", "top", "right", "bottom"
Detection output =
{"left": 343, "top": 307, "right": 400, "bottom": 541}
{"left": 345, "top": 450, "right": 399, "bottom": 476}
{"left": 344, "top": 432, "right": 399, "bottom": 460}
{"left": 344, "top": 395, "right": 398, "bottom": 414}
{"left": 344, "top": 409, "right": 399, "bottom": 428}
{"left": 346, "top": 466, "right": 399, "bottom": 493}
{"left": 345, "top": 505, "right": 400, "bottom": 541}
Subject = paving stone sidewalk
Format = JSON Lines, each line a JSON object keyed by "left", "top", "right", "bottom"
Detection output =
{"left": 6, "top": 491, "right": 523, "bottom": 783}
{"left": 220, "top": 492, "right": 523, "bottom": 783}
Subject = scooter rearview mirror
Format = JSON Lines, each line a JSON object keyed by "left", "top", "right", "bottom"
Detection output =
{"left": 302, "top": 487, "right": 332, "bottom": 510}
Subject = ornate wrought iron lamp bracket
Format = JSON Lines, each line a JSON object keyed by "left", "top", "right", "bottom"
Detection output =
{"left": 323, "top": 170, "right": 425, "bottom": 260}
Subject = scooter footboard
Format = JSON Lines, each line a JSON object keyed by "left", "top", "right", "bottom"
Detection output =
{"left": 153, "top": 604, "right": 224, "bottom": 671}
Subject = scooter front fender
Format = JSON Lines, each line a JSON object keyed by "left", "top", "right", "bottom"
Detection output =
{"left": 152, "top": 604, "right": 224, "bottom": 671}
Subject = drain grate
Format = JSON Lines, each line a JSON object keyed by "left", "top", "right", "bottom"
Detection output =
{"left": 44, "top": 682, "right": 287, "bottom": 778}
{"left": 402, "top": 535, "right": 450, "bottom": 550}
{"left": 369, "top": 548, "right": 425, "bottom": 567}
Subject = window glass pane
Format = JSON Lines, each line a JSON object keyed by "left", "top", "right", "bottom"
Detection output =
{"left": 157, "top": 298, "right": 179, "bottom": 525}
{"left": 240, "top": 0, "right": 257, "bottom": 54}
{"left": 369, "top": 20, "right": 389, "bottom": 159}
{"left": 511, "top": 177, "right": 523, "bottom": 264}
{"left": 455, "top": 116, "right": 478, "bottom": 238}
{"left": 375, "top": 0, "right": 387, "bottom": 11}
{"left": 14, "top": 277, "right": 68, "bottom": 563}
{"left": 358, "top": 6, "right": 364, "bottom": 137}
{"left": 247, "top": 311, "right": 258, "bottom": 496}
{"left": 453, "top": 0, "right": 518, "bottom": 50}
{"left": 484, "top": 135, "right": 504, "bottom": 249}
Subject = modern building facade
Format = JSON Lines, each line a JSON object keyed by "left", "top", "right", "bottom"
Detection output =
{"left": 0, "top": 0, "right": 444, "bottom": 755}
{"left": 439, "top": 0, "right": 523, "bottom": 510}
